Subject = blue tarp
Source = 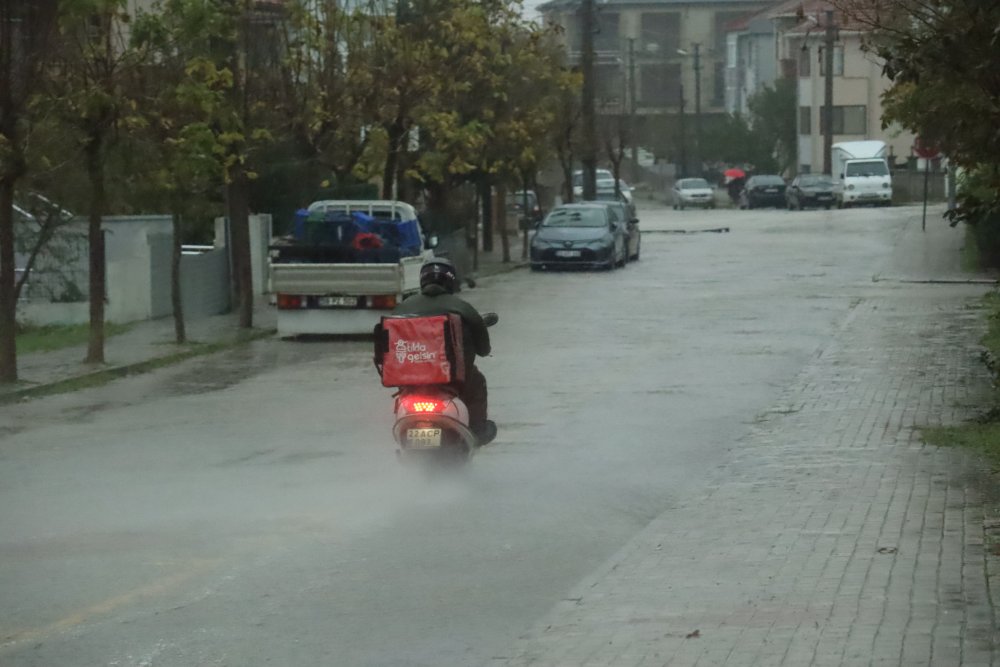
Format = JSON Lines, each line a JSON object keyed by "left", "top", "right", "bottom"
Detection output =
{"left": 292, "top": 210, "right": 422, "bottom": 258}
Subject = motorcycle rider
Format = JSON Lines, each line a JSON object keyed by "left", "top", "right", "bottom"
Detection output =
{"left": 393, "top": 258, "right": 497, "bottom": 445}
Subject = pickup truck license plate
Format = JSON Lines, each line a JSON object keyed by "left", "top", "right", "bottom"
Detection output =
{"left": 317, "top": 296, "right": 358, "bottom": 307}
{"left": 555, "top": 250, "right": 581, "bottom": 258}
{"left": 407, "top": 428, "right": 442, "bottom": 448}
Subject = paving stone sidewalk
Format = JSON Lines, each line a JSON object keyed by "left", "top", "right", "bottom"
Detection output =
{"left": 499, "top": 287, "right": 1000, "bottom": 663}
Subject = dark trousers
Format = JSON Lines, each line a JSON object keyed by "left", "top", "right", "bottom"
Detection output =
{"left": 460, "top": 365, "right": 488, "bottom": 432}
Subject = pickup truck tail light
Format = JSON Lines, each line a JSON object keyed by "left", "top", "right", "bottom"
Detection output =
{"left": 276, "top": 294, "right": 303, "bottom": 309}
{"left": 368, "top": 295, "right": 397, "bottom": 309}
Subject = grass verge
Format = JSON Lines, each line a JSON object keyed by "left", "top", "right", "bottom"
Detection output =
{"left": 920, "top": 290, "right": 1000, "bottom": 462}
{"left": 16, "top": 322, "right": 134, "bottom": 354}
{"left": 1, "top": 328, "right": 274, "bottom": 406}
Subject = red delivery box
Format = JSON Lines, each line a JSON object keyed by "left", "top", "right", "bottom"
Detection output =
{"left": 376, "top": 314, "right": 465, "bottom": 387}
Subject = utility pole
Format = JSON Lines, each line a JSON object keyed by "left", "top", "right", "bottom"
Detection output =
{"left": 628, "top": 37, "right": 638, "bottom": 184}
{"left": 580, "top": 0, "right": 598, "bottom": 200}
{"left": 678, "top": 84, "right": 686, "bottom": 178}
{"left": 692, "top": 42, "right": 702, "bottom": 177}
{"left": 822, "top": 9, "right": 835, "bottom": 175}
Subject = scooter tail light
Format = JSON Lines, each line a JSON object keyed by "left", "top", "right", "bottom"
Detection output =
{"left": 400, "top": 397, "right": 445, "bottom": 413}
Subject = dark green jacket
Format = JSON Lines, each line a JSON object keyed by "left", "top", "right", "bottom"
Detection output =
{"left": 393, "top": 284, "right": 491, "bottom": 367}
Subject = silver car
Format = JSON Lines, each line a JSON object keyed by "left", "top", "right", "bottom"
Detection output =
{"left": 672, "top": 178, "right": 716, "bottom": 210}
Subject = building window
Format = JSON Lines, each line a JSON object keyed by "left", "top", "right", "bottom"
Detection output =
{"left": 798, "top": 46, "right": 811, "bottom": 77}
{"left": 596, "top": 64, "right": 623, "bottom": 107}
{"left": 818, "top": 45, "right": 845, "bottom": 76}
{"left": 820, "top": 105, "right": 867, "bottom": 134}
{"left": 800, "top": 106, "right": 811, "bottom": 134}
{"left": 712, "top": 61, "right": 725, "bottom": 106}
{"left": 713, "top": 12, "right": 743, "bottom": 55}
{"left": 594, "top": 12, "right": 620, "bottom": 51}
{"left": 640, "top": 13, "right": 679, "bottom": 57}
{"left": 640, "top": 63, "right": 681, "bottom": 107}
{"left": 727, "top": 38, "right": 737, "bottom": 67}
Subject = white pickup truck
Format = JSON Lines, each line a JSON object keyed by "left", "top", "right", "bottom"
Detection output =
{"left": 831, "top": 140, "right": 893, "bottom": 208}
{"left": 270, "top": 200, "right": 434, "bottom": 336}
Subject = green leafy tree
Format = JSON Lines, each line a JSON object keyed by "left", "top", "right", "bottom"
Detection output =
{"left": 131, "top": 0, "right": 231, "bottom": 343}
{"left": 551, "top": 67, "right": 583, "bottom": 203}
{"left": 207, "top": 0, "right": 275, "bottom": 329}
{"left": 699, "top": 113, "right": 778, "bottom": 174}
{"left": 747, "top": 78, "right": 797, "bottom": 175}
{"left": 49, "top": 0, "right": 148, "bottom": 364}
{"left": 0, "top": 0, "right": 59, "bottom": 382}
{"left": 277, "top": 0, "right": 386, "bottom": 198}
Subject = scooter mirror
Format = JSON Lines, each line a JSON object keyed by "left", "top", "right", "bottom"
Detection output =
{"left": 482, "top": 312, "right": 499, "bottom": 327}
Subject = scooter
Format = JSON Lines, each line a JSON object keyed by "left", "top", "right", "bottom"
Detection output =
{"left": 390, "top": 312, "right": 498, "bottom": 467}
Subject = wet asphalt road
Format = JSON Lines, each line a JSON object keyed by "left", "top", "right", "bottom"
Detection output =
{"left": 0, "top": 203, "right": 937, "bottom": 666}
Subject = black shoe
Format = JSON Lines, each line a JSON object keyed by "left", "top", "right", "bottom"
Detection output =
{"left": 476, "top": 420, "right": 497, "bottom": 446}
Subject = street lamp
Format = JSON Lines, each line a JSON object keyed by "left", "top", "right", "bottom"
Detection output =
{"left": 677, "top": 44, "right": 702, "bottom": 176}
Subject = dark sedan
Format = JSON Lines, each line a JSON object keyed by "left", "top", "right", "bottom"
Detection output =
{"left": 786, "top": 174, "right": 835, "bottom": 210}
{"left": 587, "top": 195, "right": 640, "bottom": 262}
{"left": 530, "top": 204, "right": 627, "bottom": 271}
{"left": 739, "top": 175, "right": 787, "bottom": 209}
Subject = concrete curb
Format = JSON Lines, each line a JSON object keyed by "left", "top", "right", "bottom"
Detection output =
{"left": 5, "top": 256, "right": 524, "bottom": 406}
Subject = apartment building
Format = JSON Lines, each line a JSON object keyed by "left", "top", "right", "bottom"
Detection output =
{"left": 537, "top": 0, "right": 773, "bottom": 128}
{"left": 723, "top": 5, "right": 780, "bottom": 116}
{"left": 767, "top": 0, "right": 913, "bottom": 174}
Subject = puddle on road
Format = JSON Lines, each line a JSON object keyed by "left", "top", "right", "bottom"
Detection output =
{"left": 156, "top": 338, "right": 371, "bottom": 397}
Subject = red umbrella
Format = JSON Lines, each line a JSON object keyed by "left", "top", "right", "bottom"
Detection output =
{"left": 724, "top": 167, "right": 746, "bottom": 180}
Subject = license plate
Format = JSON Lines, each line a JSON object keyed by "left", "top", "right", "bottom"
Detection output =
{"left": 817, "top": 195, "right": 832, "bottom": 200}
{"left": 555, "top": 250, "right": 581, "bottom": 258}
{"left": 406, "top": 428, "right": 442, "bottom": 448}
{"left": 765, "top": 188, "right": 778, "bottom": 193}
{"left": 317, "top": 296, "right": 357, "bottom": 307}
{"left": 860, "top": 193, "right": 877, "bottom": 199}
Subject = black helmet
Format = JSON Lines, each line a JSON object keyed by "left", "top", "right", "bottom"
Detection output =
{"left": 420, "top": 258, "right": 458, "bottom": 294}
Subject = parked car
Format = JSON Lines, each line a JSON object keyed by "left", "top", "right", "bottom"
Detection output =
{"left": 507, "top": 189, "right": 544, "bottom": 226}
{"left": 672, "top": 178, "right": 716, "bottom": 210}
{"left": 573, "top": 169, "right": 633, "bottom": 205}
{"left": 530, "top": 203, "right": 627, "bottom": 271}
{"left": 594, "top": 185, "right": 637, "bottom": 219}
{"left": 586, "top": 195, "right": 640, "bottom": 262}
{"left": 785, "top": 174, "right": 835, "bottom": 210}
{"left": 596, "top": 176, "right": 634, "bottom": 205}
{"left": 739, "top": 175, "right": 787, "bottom": 209}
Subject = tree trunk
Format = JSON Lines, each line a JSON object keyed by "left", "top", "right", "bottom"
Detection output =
{"left": 521, "top": 171, "right": 531, "bottom": 260}
{"left": 84, "top": 138, "right": 106, "bottom": 365}
{"left": 381, "top": 117, "right": 406, "bottom": 199}
{"left": 227, "top": 169, "right": 254, "bottom": 329}
{"left": 557, "top": 147, "right": 574, "bottom": 204}
{"left": 170, "top": 207, "right": 186, "bottom": 344}
{"left": 496, "top": 183, "right": 510, "bottom": 263}
{"left": 0, "top": 179, "right": 17, "bottom": 383}
{"left": 479, "top": 179, "right": 493, "bottom": 252}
